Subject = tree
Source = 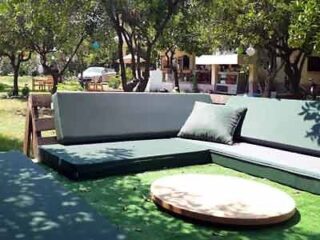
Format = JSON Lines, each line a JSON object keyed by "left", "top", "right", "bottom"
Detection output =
{"left": 73, "top": 30, "right": 118, "bottom": 80}
{"left": 289, "top": 0, "right": 320, "bottom": 53}
{"left": 206, "top": 0, "right": 320, "bottom": 95}
{"left": 157, "top": 0, "right": 213, "bottom": 91}
{"left": 0, "top": 2, "right": 32, "bottom": 96}
{"left": 15, "top": 0, "right": 100, "bottom": 93}
{"left": 103, "top": 0, "right": 187, "bottom": 92}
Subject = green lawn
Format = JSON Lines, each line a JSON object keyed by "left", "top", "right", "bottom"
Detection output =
{"left": 0, "top": 98, "right": 26, "bottom": 151}
{"left": 1, "top": 95, "right": 320, "bottom": 240}
{"left": 57, "top": 164, "right": 320, "bottom": 240}
{"left": 0, "top": 75, "right": 83, "bottom": 95}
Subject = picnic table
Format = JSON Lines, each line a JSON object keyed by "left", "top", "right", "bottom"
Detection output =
{"left": 32, "top": 76, "right": 54, "bottom": 91}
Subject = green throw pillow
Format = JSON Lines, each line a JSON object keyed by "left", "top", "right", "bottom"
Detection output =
{"left": 178, "top": 101, "right": 247, "bottom": 145}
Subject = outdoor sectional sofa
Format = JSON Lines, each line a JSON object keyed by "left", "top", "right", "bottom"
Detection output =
{"left": 39, "top": 92, "right": 320, "bottom": 194}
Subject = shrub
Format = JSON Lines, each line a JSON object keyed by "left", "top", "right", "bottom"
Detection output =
{"left": 0, "top": 83, "right": 6, "bottom": 92}
{"left": 126, "top": 67, "right": 134, "bottom": 81}
{"left": 21, "top": 84, "right": 30, "bottom": 97}
{"left": 108, "top": 75, "right": 121, "bottom": 89}
{"left": 57, "top": 80, "right": 83, "bottom": 92}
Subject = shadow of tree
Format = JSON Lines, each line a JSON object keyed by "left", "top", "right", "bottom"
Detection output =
{"left": 0, "top": 134, "right": 23, "bottom": 151}
{"left": 299, "top": 101, "right": 320, "bottom": 145}
{"left": 0, "top": 152, "right": 125, "bottom": 240}
{"left": 59, "top": 164, "right": 320, "bottom": 240}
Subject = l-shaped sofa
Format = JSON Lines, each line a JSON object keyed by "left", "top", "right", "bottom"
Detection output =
{"left": 39, "top": 92, "right": 320, "bottom": 194}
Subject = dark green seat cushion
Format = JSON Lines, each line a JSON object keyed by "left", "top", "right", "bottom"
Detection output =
{"left": 53, "top": 92, "right": 212, "bottom": 145}
{"left": 39, "top": 138, "right": 211, "bottom": 180}
{"left": 178, "top": 138, "right": 320, "bottom": 194}
{"left": 0, "top": 152, "right": 125, "bottom": 240}
{"left": 182, "top": 139, "right": 320, "bottom": 179}
{"left": 227, "top": 96, "right": 320, "bottom": 157}
{"left": 178, "top": 102, "right": 246, "bottom": 145}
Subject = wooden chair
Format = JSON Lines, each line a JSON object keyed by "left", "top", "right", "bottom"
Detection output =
{"left": 23, "top": 94, "right": 57, "bottom": 158}
{"left": 87, "top": 81, "right": 104, "bottom": 92}
{"left": 32, "top": 76, "right": 54, "bottom": 91}
{"left": 44, "top": 75, "right": 54, "bottom": 91}
{"left": 32, "top": 77, "right": 46, "bottom": 91}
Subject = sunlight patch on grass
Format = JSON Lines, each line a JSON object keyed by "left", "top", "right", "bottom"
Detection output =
{"left": 0, "top": 99, "right": 26, "bottom": 151}
{"left": 56, "top": 164, "right": 320, "bottom": 240}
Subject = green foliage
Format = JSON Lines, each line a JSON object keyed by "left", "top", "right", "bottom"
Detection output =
{"left": 289, "top": 0, "right": 320, "bottom": 53}
{"left": 0, "top": 83, "right": 6, "bottom": 92}
{"left": 126, "top": 68, "right": 134, "bottom": 81}
{"left": 21, "top": 84, "right": 30, "bottom": 97}
{"left": 203, "top": 0, "right": 320, "bottom": 93}
{"left": 104, "top": 0, "right": 187, "bottom": 91}
{"left": 108, "top": 75, "right": 121, "bottom": 89}
{"left": 57, "top": 80, "right": 83, "bottom": 92}
{"left": 158, "top": 1, "right": 214, "bottom": 56}
{"left": 0, "top": 58, "right": 12, "bottom": 75}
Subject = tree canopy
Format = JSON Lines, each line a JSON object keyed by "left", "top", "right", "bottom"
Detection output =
{"left": 0, "top": 0, "right": 319, "bottom": 95}
{"left": 204, "top": 0, "right": 320, "bottom": 94}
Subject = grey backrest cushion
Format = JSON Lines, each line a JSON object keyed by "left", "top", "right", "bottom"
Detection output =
{"left": 227, "top": 96, "right": 320, "bottom": 157}
{"left": 53, "top": 92, "right": 212, "bottom": 144}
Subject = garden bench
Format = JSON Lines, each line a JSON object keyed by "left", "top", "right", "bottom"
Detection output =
{"left": 0, "top": 151, "right": 126, "bottom": 240}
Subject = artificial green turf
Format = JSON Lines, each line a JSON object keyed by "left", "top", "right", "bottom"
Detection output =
{"left": 57, "top": 163, "right": 320, "bottom": 240}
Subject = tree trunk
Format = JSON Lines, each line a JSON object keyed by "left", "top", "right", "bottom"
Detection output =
{"left": 262, "top": 77, "right": 271, "bottom": 98}
{"left": 9, "top": 55, "right": 20, "bottom": 96}
{"left": 13, "top": 66, "right": 20, "bottom": 96}
{"left": 173, "top": 66, "right": 180, "bottom": 92}
{"left": 136, "top": 40, "right": 143, "bottom": 81}
{"left": 284, "top": 54, "right": 306, "bottom": 96}
{"left": 169, "top": 49, "right": 179, "bottom": 92}
{"left": 136, "top": 46, "right": 152, "bottom": 92}
{"left": 117, "top": 31, "right": 130, "bottom": 91}
{"left": 50, "top": 71, "right": 61, "bottom": 94}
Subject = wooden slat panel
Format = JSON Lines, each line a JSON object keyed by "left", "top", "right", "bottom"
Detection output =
{"left": 30, "top": 94, "right": 52, "bottom": 108}
{"left": 38, "top": 137, "right": 58, "bottom": 145}
{"left": 35, "top": 118, "right": 55, "bottom": 131}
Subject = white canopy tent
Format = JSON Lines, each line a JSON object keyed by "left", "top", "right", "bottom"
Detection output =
{"left": 117, "top": 54, "right": 146, "bottom": 64}
{"left": 195, "top": 54, "right": 247, "bottom": 65}
{"left": 195, "top": 53, "right": 255, "bottom": 95}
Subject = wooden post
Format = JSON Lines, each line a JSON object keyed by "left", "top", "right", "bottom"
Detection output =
{"left": 23, "top": 101, "right": 32, "bottom": 157}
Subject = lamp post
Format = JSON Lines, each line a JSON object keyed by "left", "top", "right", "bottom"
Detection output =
{"left": 246, "top": 45, "right": 256, "bottom": 96}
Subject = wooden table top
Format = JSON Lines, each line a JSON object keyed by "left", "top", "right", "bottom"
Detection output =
{"left": 151, "top": 174, "right": 296, "bottom": 226}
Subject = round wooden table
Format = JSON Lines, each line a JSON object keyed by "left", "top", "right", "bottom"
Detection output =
{"left": 151, "top": 174, "right": 296, "bottom": 226}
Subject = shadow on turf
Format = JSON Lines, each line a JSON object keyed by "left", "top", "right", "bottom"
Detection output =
{"left": 60, "top": 172, "right": 320, "bottom": 240}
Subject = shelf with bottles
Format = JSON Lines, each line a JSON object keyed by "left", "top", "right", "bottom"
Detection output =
{"left": 217, "top": 65, "right": 240, "bottom": 85}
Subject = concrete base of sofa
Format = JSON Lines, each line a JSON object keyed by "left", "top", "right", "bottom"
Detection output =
{"left": 39, "top": 138, "right": 211, "bottom": 180}
{"left": 211, "top": 153, "right": 320, "bottom": 195}
{"left": 0, "top": 151, "right": 126, "bottom": 240}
